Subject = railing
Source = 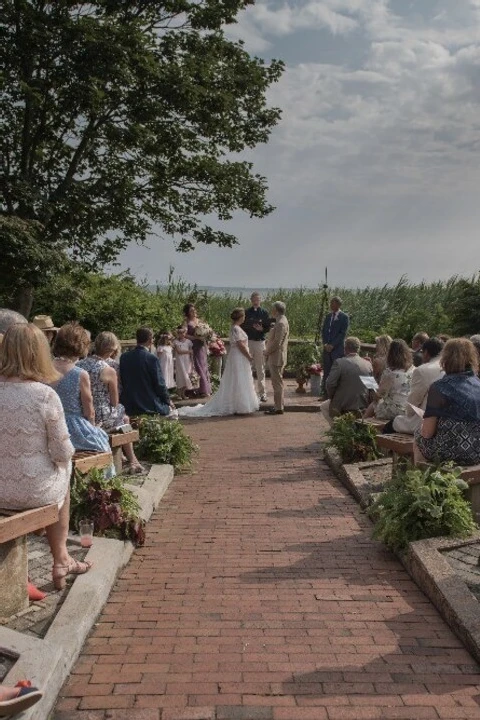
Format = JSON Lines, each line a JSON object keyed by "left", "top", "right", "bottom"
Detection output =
{"left": 120, "top": 338, "right": 376, "bottom": 354}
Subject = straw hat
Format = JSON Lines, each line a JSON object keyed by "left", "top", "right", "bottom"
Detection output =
{"left": 32, "top": 315, "right": 59, "bottom": 332}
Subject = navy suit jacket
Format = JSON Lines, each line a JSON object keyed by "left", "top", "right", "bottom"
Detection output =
{"left": 322, "top": 310, "right": 349, "bottom": 359}
{"left": 120, "top": 346, "right": 170, "bottom": 416}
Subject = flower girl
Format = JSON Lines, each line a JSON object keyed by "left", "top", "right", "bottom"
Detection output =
{"left": 156, "top": 333, "right": 175, "bottom": 389}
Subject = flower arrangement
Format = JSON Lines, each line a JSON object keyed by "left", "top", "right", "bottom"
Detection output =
{"left": 307, "top": 363, "right": 322, "bottom": 376}
{"left": 194, "top": 322, "right": 214, "bottom": 342}
{"left": 209, "top": 337, "right": 226, "bottom": 357}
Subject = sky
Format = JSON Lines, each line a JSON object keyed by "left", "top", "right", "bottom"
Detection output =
{"left": 117, "top": 0, "right": 480, "bottom": 289}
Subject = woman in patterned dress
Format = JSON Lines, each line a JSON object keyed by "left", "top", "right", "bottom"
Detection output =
{"left": 415, "top": 338, "right": 480, "bottom": 465}
{"left": 78, "top": 331, "right": 143, "bottom": 474}
{"left": 364, "top": 339, "right": 414, "bottom": 421}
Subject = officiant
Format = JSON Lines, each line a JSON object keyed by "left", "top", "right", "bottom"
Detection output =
{"left": 242, "top": 292, "right": 271, "bottom": 403}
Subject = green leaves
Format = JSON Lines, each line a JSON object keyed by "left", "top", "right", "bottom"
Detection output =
{"left": 369, "top": 465, "right": 477, "bottom": 552}
{"left": 136, "top": 416, "right": 198, "bottom": 471}
{"left": 326, "top": 413, "right": 381, "bottom": 464}
{"left": 2, "top": 0, "right": 283, "bottom": 301}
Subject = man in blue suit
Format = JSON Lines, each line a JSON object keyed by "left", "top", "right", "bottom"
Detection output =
{"left": 120, "top": 327, "right": 174, "bottom": 416}
{"left": 321, "top": 296, "right": 349, "bottom": 396}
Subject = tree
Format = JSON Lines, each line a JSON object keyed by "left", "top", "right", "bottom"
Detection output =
{"left": 1, "top": 1, "right": 284, "bottom": 314}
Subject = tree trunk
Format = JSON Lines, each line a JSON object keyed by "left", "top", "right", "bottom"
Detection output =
{"left": 12, "top": 285, "right": 34, "bottom": 319}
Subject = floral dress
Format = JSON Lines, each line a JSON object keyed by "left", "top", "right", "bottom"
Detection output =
{"left": 374, "top": 367, "right": 413, "bottom": 420}
{"left": 77, "top": 356, "right": 125, "bottom": 430}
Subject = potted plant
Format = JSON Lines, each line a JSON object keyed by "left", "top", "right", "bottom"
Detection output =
{"left": 287, "top": 343, "right": 321, "bottom": 393}
{"left": 307, "top": 362, "right": 323, "bottom": 396}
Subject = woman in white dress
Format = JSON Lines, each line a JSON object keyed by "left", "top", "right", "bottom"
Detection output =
{"left": 178, "top": 308, "right": 259, "bottom": 417}
{"left": 173, "top": 326, "right": 194, "bottom": 398}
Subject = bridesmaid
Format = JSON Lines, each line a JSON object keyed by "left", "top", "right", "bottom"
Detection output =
{"left": 183, "top": 303, "right": 211, "bottom": 397}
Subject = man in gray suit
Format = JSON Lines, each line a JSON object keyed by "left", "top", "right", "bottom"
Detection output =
{"left": 320, "top": 336, "right": 372, "bottom": 425}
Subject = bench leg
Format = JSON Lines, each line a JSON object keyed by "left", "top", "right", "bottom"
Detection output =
{"left": 0, "top": 536, "right": 28, "bottom": 619}
{"left": 468, "top": 485, "right": 480, "bottom": 521}
{"left": 112, "top": 446, "right": 124, "bottom": 474}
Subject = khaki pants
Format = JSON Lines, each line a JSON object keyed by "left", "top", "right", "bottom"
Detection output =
{"left": 248, "top": 339, "right": 266, "bottom": 396}
{"left": 268, "top": 360, "right": 285, "bottom": 411}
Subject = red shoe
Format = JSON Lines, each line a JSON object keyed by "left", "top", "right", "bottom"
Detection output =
{"left": 27, "top": 582, "right": 47, "bottom": 602}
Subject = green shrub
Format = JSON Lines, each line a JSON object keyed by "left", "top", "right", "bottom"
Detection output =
{"left": 368, "top": 465, "right": 477, "bottom": 552}
{"left": 325, "top": 412, "right": 380, "bottom": 463}
{"left": 70, "top": 469, "right": 145, "bottom": 547}
{"left": 287, "top": 342, "right": 321, "bottom": 381}
{"left": 136, "top": 417, "right": 198, "bottom": 471}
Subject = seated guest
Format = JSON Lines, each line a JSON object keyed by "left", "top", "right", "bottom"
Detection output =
{"left": 32, "top": 314, "right": 59, "bottom": 347}
{"left": 470, "top": 335, "right": 480, "bottom": 375}
{"left": 411, "top": 331, "right": 429, "bottom": 367}
{"left": 78, "top": 332, "right": 143, "bottom": 474}
{"left": 0, "top": 308, "right": 27, "bottom": 344}
{"left": 415, "top": 338, "right": 480, "bottom": 465}
{"left": 120, "top": 327, "right": 175, "bottom": 417}
{"left": 52, "top": 323, "right": 112, "bottom": 457}
{"left": 364, "top": 339, "right": 413, "bottom": 420}
{"left": 0, "top": 323, "right": 90, "bottom": 590}
{"left": 320, "top": 336, "right": 373, "bottom": 425}
{"left": 387, "top": 337, "right": 444, "bottom": 434}
{"left": 372, "top": 335, "right": 392, "bottom": 383}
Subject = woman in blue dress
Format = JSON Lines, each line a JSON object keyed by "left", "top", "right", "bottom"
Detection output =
{"left": 52, "top": 323, "right": 112, "bottom": 460}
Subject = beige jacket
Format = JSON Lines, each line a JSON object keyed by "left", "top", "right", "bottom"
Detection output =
{"left": 266, "top": 315, "right": 289, "bottom": 367}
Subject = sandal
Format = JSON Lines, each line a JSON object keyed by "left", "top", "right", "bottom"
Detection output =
{"left": 52, "top": 558, "right": 92, "bottom": 591}
{"left": 124, "top": 462, "right": 143, "bottom": 475}
{"left": 0, "top": 682, "right": 43, "bottom": 717}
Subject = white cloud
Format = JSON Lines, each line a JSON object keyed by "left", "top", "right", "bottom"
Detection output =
{"left": 120, "top": 1, "right": 480, "bottom": 288}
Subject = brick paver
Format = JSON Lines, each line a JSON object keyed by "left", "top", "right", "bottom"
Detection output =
{"left": 55, "top": 413, "right": 480, "bottom": 720}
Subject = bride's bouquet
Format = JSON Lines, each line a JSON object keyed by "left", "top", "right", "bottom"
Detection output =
{"left": 194, "top": 322, "right": 214, "bottom": 343}
{"left": 208, "top": 336, "right": 226, "bottom": 357}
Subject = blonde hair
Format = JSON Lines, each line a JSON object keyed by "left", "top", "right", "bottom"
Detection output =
{"left": 375, "top": 335, "right": 392, "bottom": 357}
{"left": 0, "top": 323, "right": 60, "bottom": 383}
{"left": 95, "top": 331, "right": 121, "bottom": 359}
{"left": 441, "top": 338, "right": 479, "bottom": 375}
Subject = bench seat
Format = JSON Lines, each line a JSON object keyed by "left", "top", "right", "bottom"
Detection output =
{"left": 0, "top": 504, "right": 59, "bottom": 618}
{"left": 356, "top": 418, "right": 388, "bottom": 433}
{"left": 376, "top": 432, "right": 414, "bottom": 469}
{"left": 73, "top": 450, "right": 113, "bottom": 474}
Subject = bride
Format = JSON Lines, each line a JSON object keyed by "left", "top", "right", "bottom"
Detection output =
{"left": 177, "top": 308, "right": 259, "bottom": 417}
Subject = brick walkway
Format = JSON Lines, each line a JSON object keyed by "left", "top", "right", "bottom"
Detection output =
{"left": 55, "top": 412, "right": 480, "bottom": 720}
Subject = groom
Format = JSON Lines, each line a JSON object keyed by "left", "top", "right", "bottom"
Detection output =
{"left": 264, "top": 301, "right": 290, "bottom": 415}
{"left": 321, "top": 296, "right": 349, "bottom": 396}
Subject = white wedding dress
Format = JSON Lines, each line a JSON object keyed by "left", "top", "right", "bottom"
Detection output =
{"left": 177, "top": 325, "right": 260, "bottom": 417}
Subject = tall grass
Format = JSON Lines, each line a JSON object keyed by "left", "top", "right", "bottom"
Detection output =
{"left": 164, "top": 274, "right": 461, "bottom": 341}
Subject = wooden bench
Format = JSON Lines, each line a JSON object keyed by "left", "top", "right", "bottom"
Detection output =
{"left": 357, "top": 418, "right": 388, "bottom": 433}
{"left": 108, "top": 430, "right": 140, "bottom": 474}
{"left": 376, "top": 433, "right": 415, "bottom": 469}
{"left": 72, "top": 450, "right": 113, "bottom": 474}
{"left": 0, "top": 505, "right": 59, "bottom": 618}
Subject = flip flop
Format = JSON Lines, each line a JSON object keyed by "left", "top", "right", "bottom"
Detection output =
{"left": 0, "top": 687, "right": 43, "bottom": 716}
